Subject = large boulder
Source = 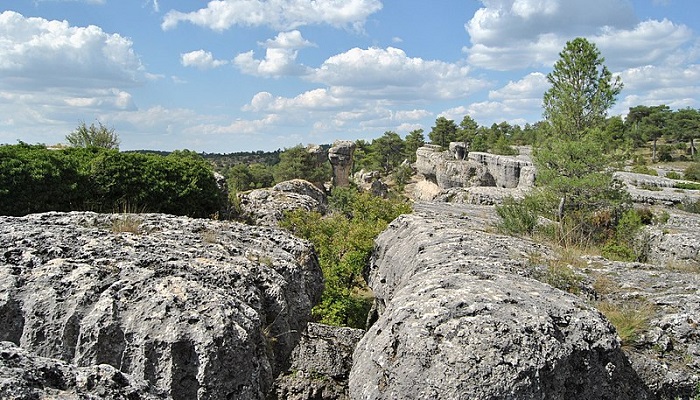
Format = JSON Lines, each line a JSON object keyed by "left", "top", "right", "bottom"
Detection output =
{"left": 0, "top": 211, "right": 324, "bottom": 399}
{"left": 238, "top": 179, "right": 327, "bottom": 226}
{"left": 613, "top": 171, "right": 700, "bottom": 205}
{"left": 350, "top": 203, "right": 650, "bottom": 399}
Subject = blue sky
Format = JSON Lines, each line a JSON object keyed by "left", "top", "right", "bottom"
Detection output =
{"left": 1, "top": 0, "right": 699, "bottom": 152}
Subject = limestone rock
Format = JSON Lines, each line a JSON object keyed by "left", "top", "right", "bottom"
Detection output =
{"left": 238, "top": 179, "right": 327, "bottom": 226}
{"left": 273, "top": 323, "right": 365, "bottom": 400}
{"left": 613, "top": 171, "right": 700, "bottom": 205}
{"left": 350, "top": 203, "right": 650, "bottom": 400}
{"left": 328, "top": 140, "right": 356, "bottom": 187}
{"left": 0, "top": 211, "right": 324, "bottom": 399}
{"left": 467, "top": 151, "right": 533, "bottom": 189}
{"left": 0, "top": 340, "right": 165, "bottom": 399}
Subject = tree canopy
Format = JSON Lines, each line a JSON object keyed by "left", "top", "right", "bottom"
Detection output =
{"left": 543, "top": 38, "right": 623, "bottom": 138}
{"left": 66, "top": 121, "right": 120, "bottom": 149}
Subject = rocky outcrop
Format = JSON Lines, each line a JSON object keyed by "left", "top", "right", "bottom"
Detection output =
{"left": 328, "top": 140, "right": 357, "bottom": 187}
{"left": 0, "top": 340, "right": 165, "bottom": 399}
{"left": 0, "top": 211, "right": 323, "bottom": 399}
{"left": 467, "top": 151, "right": 535, "bottom": 189}
{"left": 350, "top": 203, "right": 651, "bottom": 399}
{"left": 273, "top": 323, "right": 365, "bottom": 400}
{"left": 238, "top": 179, "right": 328, "bottom": 226}
{"left": 614, "top": 171, "right": 700, "bottom": 205}
{"left": 414, "top": 145, "right": 535, "bottom": 204}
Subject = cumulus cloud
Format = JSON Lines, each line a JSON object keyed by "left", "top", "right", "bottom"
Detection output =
{"left": 234, "top": 31, "right": 314, "bottom": 77}
{"left": 162, "top": 0, "right": 383, "bottom": 31}
{"left": 462, "top": 0, "right": 694, "bottom": 71}
{"left": 310, "top": 47, "right": 490, "bottom": 100}
{"left": 0, "top": 11, "right": 146, "bottom": 89}
{"left": 181, "top": 50, "right": 228, "bottom": 69}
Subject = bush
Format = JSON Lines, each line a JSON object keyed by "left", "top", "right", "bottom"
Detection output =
{"left": 684, "top": 163, "right": 700, "bottom": 182}
{"left": 631, "top": 165, "right": 658, "bottom": 176}
{"left": 281, "top": 189, "right": 411, "bottom": 328}
{"left": 0, "top": 144, "right": 223, "bottom": 217}
{"left": 665, "top": 171, "right": 682, "bottom": 180}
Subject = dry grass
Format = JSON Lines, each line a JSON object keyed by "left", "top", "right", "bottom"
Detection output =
{"left": 596, "top": 300, "right": 655, "bottom": 346}
{"left": 111, "top": 214, "right": 141, "bottom": 234}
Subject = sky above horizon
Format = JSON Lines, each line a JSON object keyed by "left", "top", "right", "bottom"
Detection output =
{"left": 1, "top": 0, "right": 699, "bottom": 153}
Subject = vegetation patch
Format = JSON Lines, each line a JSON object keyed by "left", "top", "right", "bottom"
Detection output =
{"left": 596, "top": 300, "right": 655, "bottom": 346}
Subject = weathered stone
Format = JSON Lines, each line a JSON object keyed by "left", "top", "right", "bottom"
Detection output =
{"left": 0, "top": 340, "right": 165, "bottom": 399}
{"left": 467, "top": 151, "right": 533, "bottom": 189}
{"left": 328, "top": 140, "right": 357, "bottom": 187}
{"left": 0, "top": 211, "right": 324, "bottom": 399}
{"left": 613, "top": 171, "right": 700, "bottom": 205}
{"left": 238, "top": 179, "right": 327, "bottom": 226}
{"left": 350, "top": 203, "right": 651, "bottom": 400}
{"left": 273, "top": 323, "right": 365, "bottom": 400}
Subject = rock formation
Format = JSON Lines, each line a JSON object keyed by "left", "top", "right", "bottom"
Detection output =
{"left": 273, "top": 323, "right": 365, "bottom": 400}
{"left": 1, "top": 340, "right": 165, "bottom": 399}
{"left": 328, "top": 140, "right": 357, "bottom": 187}
{"left": 348, "top": 202, "right": 700, "bottom": 399}
{"left": 613, "top": 171, "right": 700, "bottom": 205}
{"left": 351, "top": 203, "right": 653, "bottom": 399}
{"left": 0, "top": 211, "right": 323, "bottom": 399}
{"left": 237, "top": 179, "right": 328, "bottom": 226}
{"left": 414, "top": 145, "right": 535, "bottom": 204}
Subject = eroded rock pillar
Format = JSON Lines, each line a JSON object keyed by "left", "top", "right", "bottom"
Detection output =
{"left": 328, "top": 140, "right": 356, "bottom": 187}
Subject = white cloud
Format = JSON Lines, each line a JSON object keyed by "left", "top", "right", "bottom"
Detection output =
{"left": 613, "top": 64, "right": 700, "bottom": 114}
{"left": 310, "top": 47, "right": 489, "bottom": 100}
{"left": 0, "top": 11, "right": 146, "bottom": 89}
{"left": 234, "top": 31, "right": 313, "bottom": 77}
{"left": 181, "top": 50, "right": 228, "bottom": 69}
{"left": 462, "top": 0, "right": 694, "bottom": 71}
{"left": 162, "top": 0, "right": 383, "bottom": 31}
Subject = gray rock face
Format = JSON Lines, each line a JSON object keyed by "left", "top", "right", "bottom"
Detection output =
{"left": 273, "top": 323, "right": 365, "bottom": 400}
{"left": 238, "top": 179, "right": 328, "bottom": 226}
{"left": 414, "top": 146, "right": 535, "bottom": 205}
{"left": 328, "top": 140, "right": 357, "bottom": 187}
{"left": 0, "top": 340, "right": 165, "bottom": 399}
{"left": 350, "top": 203, "right": 650, "bottom": 400}
{"left": 614, "top": 171, "right": 700, "bottom": 205}
{"left": 0, "top": 211, "right": 323, "bottom": 399}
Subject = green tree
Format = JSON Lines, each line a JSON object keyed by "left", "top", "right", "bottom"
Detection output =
{"left": 543, "top": 38, "right": 623, "bottom": 138}
{"left": 404, "top": 129, "right": 425, "bottom": 162}
{"left": 428, "top": 116, "right": 458, "bottom": 148}
{"left": 66, "top": 121, "right": 120, "bottom": 149}
{"left": 273, "top": 145, "right": 330, "bottom": 185}
{"left": 370, "top": 131, "right": 405, "bottom": 173}
{"left": 673, "top": 107, "right": 700, "bottom": 158}
{"left": 456, "top": 115, "right": 479, "bottom": 142}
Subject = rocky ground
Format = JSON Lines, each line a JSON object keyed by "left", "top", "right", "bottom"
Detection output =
{"left": 0, "top": 211, "right": 323, "bottom": 399}
{"left": 351, "top": 202, "right": 700, "bottom": 399}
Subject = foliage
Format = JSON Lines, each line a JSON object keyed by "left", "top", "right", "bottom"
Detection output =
{"left": 491, "top": 136, "right": 519, "bottom": 156}
{"left": 66, "top": 121, "right": 120, "bottom": 149}
{"left": 543, "top": 38, "right": 623, "bottom": 138}
{"left": 273, "top": 145, "right": 331, "bottom": 185}
{"left": 673, "top": 107, "right": 700, "bottom": 158}
{"left": 370, "top": 131, "right": 406, "bottom": 173}
{"left": 596, "top": 300, "right": 654, "bottom": 346}
{"left": 428, "top": 116, "right": 458, "bottom": 148}
{"left": 281, "top": 187, "right": 411, "bottom": 328}
{"left": 630, "top": 165, "right": 658, "bottom": 176}
{"left": 227, "top": 163, "right": 274, "bottom": 192}
{"left": 675, "top": 182, "right": 700, "bottom": 190}
{"left": 685, "top": 163, "right": 700, "bottom": 182}
{"left": 403, "top": 129, "right": 425, "bottom": 163}
{"left": 0, "top": 144, "right": 223, "bottom": 217}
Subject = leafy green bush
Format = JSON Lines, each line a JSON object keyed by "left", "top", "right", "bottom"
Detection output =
{"left": 281, "top": 189, "right": 411, "bottom": 328}
{"left": 0, "top": 144, "right": 223, "bottom": 217}
{"left": 665, "top": 171, "right": 682, "bottom": 180}
{"left": 685, "top": 163, "right": 700, "bottom": 182}
{"left": 674, "top": 182, "right": 700, "bottom": 190}
{"left": 631, "top": 165, "right": 658, "bottom": 176}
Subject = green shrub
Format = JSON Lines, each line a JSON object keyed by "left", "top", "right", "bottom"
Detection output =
{"left": 631, "top": 165, "right": 658, "bottom": 176}
{"left": 685, "top": 163, "right": 700, "bottom": 182}
{"left": 281, "top": 190, "right": 411, "bottom": 328}
{"left": 665, "top": 171, "right": 682, "bottom": 180}
{"left": 0, "top": 144, "right": 223, "bottom": 217}
{"left": 675, "top": 182, "right": 700, "bottom": 190}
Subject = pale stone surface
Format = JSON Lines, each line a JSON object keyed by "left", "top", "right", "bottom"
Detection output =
{"left": 238, "top": 179, "right": 327, "bottom": 226}
{"left": 0, "top": 211, "right": 323, "bottom": 400}
{"left": 328, "top": 140, "right": 356, "bottom": 187}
